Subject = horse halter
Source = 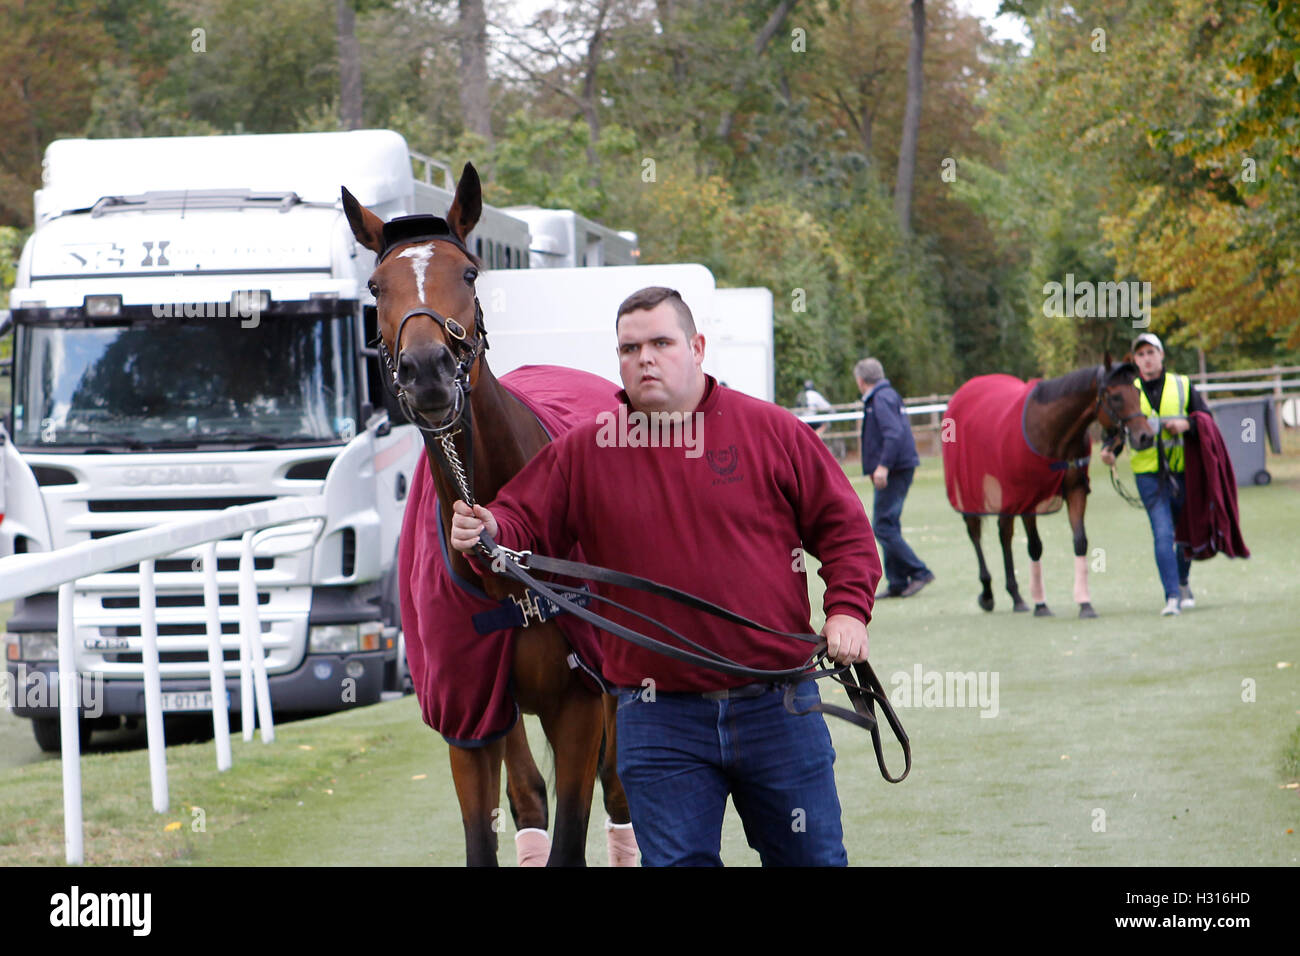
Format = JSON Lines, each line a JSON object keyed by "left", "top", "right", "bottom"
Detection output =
{"left": 372, "top": 299, "right": 487, "bottom": 435}
{"left": 1095, "top": 366, "right": 1145, "bottom": 453}
{"left": 369, "top": 218, "right": 489, "bottom": 436}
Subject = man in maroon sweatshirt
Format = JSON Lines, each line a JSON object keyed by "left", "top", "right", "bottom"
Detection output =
{"left": 451, "top": 286, "right": 882, "bottom": 866}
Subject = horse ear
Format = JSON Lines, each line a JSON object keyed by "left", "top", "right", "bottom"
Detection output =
{"left": 446, "top": 163, "right": 482, "bottom": 243}
{"left": 342, "top": 186, "right": 385, "bottom": 254}
{"left": 1103, "top": 349, "right": 1113, "bottom": 372}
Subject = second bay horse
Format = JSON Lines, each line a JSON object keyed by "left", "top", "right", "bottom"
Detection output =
{"left": 941, "top": 356, "right": 1155, "bottom": 617}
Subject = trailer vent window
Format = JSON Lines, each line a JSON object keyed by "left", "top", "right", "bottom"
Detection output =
{"left": 101, "top": 593, "right": 269, "bottom": 609}
{"left": 106, "top": 556, "right": 273, "bottom": 574}
{"left": 31, "top": 466, "right": 76, "bottom": 486}
{"left": 286, "top": 458, "right": 333, "bottom": 480}
{"left": 341, "top": 528, "right": 356, "bottom": 577}
{"left": 88, "top": 495, "right": 274, "bottom": 512}
{"left": 110, "top": 649, "right": 248, "bottom": 664}
{"left": 107, "top": 622, "right": 240, "bottom": 637}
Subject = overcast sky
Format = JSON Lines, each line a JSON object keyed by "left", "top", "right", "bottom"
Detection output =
{"left": 957, "top": 0, "right": 1032, "bottom": 47}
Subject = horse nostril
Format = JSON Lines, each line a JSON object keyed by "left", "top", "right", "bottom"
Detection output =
{"left": 397, "top": 351, "right": 418, "bottom": 386}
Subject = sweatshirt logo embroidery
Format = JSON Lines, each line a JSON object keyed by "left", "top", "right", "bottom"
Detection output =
{"left": 706, "top": 445, "right": 739, "bottom": 476}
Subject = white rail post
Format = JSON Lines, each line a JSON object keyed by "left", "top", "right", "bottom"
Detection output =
{"left": 237, "top": 532, "right": 257, "bottom": 741}
{"left": 57, "top": 581, "right": 83, "bottom": 865}
{"left": 243, "top": 534, "right": 275, "bottom": 743}
{"left": 139, "top": 559, "right": 169, "bottom": 812}
{"left": 201, "top": 542, "right": 232, "bottom": 771}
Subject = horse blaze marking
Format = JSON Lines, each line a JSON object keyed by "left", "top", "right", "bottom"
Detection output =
{"left": 398, "top": 244, "right": 435, "bottom": 302}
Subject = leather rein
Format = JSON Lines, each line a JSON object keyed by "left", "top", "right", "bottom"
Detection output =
{"left": 1094, "top": 366, "right": 1148, "bottom": 509}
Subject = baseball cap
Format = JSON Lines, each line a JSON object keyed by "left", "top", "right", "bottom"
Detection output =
{"left": 1131, "top": 332, "right": 1163, "bottom": 353}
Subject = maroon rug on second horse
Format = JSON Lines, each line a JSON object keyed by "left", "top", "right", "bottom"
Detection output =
{"left": 942, "top": 373, "right": 1086, "bottom": 516}
{"left": 398, "top": 364, "right": 620, "bottom": 746}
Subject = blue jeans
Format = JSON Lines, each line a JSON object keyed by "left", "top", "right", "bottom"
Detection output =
{"left": 615, "top": 680, "right": 847, "bottom": 867}
{"left": 872, "top": 467, "right": 930, "bottom": 592}
{"left": 1135, "top": 472, "right": 1191, "bottom": 600}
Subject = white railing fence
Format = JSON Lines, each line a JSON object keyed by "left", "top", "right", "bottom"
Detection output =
{"left": 0, "top": 496, "right": 326, "bottom": 864}
{"left": 790, "top": 366, "right": 1300, "bottom": 458}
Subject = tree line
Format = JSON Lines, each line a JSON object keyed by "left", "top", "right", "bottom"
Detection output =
{"left": 1, "top": 0, "right": 1295, "bottom": 402}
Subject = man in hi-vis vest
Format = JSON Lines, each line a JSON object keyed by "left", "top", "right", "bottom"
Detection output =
{"left": 1100, "top": 332, "right": 1211, "bottom": 616}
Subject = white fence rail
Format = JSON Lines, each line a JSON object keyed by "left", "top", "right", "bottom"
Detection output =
{"left": 0, "top": 495, "right": 327, "bottom": 864}
{"left": 790, "top": 372, "right": 1300, "bottom": 457}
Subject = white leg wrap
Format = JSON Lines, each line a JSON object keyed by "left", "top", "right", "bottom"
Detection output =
{"left": 606, "top": 818, "right": 640, "bottom": 868}
{"left": 1073, "top": 555, "right": 1090, "bottom": 604}
{"left": 1029, "top": 561, "right": 1045, "bottom": 604}
{"left": 515, "top": 827, "right": 551, "bottom": 867}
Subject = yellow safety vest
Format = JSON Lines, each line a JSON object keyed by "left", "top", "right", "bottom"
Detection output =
{"left": 1131, "top": 373, "right": 1189, "bottom": 474}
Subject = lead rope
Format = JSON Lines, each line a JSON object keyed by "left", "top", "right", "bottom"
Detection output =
{"left": 1109, "top": 465, "right": 1145, "bottom": 509}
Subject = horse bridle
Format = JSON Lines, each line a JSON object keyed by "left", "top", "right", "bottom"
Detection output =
{"left": 368, "top": 222, "right": 489, "bottom": 437}
{"left": 1094, "top": 366, "right": 1149, "bottom": 508}
{"left": 1095, "top": 366, "right": 1146, "bottom": 455}
{"left": 372, "top": 298, "right": 488, "bottom": 436}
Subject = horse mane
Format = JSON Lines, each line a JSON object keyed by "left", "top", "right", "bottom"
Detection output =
{"left": 1029, "top": 365, "right": 1101, "bottom": 403}
{"left": 1030, "top": 362, "right": 1140, "bottom": 404}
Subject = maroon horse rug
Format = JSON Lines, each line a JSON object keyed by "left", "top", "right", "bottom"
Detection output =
{"left": 943, "top": 373, "right": 1089, "bottom": 516}
{"left": 398, "top": 364, "right": 619, "bottom": 746}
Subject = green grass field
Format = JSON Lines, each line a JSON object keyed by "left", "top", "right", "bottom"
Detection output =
{"left": 1, "top": 448, "right": 1297, "bottom": 866}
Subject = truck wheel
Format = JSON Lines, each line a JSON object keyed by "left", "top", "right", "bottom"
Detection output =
{"left": 1254, "top": 470, "right": 1271, "bottom": 486}
{"left": 32, "top": 716, "right": 93, "bottom": 753}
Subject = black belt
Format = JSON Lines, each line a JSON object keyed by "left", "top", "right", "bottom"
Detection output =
{"left": 623, "top": 682, "right": 774, "bottom": 701}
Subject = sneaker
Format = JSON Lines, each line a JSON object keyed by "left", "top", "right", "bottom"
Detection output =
{"left": 876, "top": 584, "right": 906, "bottom": 599}
{"left": 1161, "top": 597, "right": 1181, "bottom": 617}
{"left": 901, "top": 572, "right": 936, "bottom": 597}
{"left": 1179, "top": 585, "right": 1195, "bottom": 609}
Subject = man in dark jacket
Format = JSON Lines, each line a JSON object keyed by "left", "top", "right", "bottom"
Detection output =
{"left": 857, "top": 358, "right": 934, "bottom": 598}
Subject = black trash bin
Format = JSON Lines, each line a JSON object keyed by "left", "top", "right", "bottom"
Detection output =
{"left": 1208, "top": 397, "right": 1282, "bottom": 486}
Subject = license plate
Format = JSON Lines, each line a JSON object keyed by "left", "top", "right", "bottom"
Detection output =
{"left": 84, "top": 637, "right": 130, "bottom": 650}
{"left": 160, "top": 691, "right": 228, "bottom": 712}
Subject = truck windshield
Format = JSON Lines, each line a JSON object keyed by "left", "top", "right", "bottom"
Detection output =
{"left": 11, "top": 314, "right": 358, "bottom": 448}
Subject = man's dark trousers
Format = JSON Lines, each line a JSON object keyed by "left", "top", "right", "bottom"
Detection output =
{"left": 873, "top": 466, "right": 930, "bottom": 593}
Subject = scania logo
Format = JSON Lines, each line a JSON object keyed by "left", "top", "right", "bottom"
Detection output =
{"left": 122, "top": 466, "right": 239, "bottom": 486}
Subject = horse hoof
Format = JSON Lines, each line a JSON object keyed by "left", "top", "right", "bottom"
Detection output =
{"left": 1078, "top": 604, "right": 1098, "bottom": 619}
{"left": 515, "top": 827, "right": 551, "bottom": 867}
{"left": 607, "top": 820, "right": 639, "bottom": 867}
{"left": 1033, "top": 604, "right": 1054, "bottom": 617}
{"left": 978, "top": 595, "right": 994, "bottom": 612}
{"left": 1012, "top": 602, "right": 1030, "bottom": 613}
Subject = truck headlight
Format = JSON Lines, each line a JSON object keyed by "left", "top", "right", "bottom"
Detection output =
{"left": 17, "top": 632, "right": 60, "bottom": 661}
{"left": 308, "top": 622, "right": 384, "bottom": 654}
{"left": 309, "top": 625, "right": 359, "bottom": 653}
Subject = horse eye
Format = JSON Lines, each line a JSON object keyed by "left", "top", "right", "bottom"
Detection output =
{"left": 367, "top": 280, "right": 379, "bottom": 297}
{"left": 464, "top": 267, "right": 478, "bottom": 284}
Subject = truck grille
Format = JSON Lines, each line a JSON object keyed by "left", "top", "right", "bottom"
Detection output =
{"left": 87, "top": 496, "right": 274, "bottom": 512}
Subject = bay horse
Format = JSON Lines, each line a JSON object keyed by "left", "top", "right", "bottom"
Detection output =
{"left": 941, "top": 356, "right": 1154, "bottom": 618}
{"left": 342, "top": 164, "right": 634, "bottom": 866}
